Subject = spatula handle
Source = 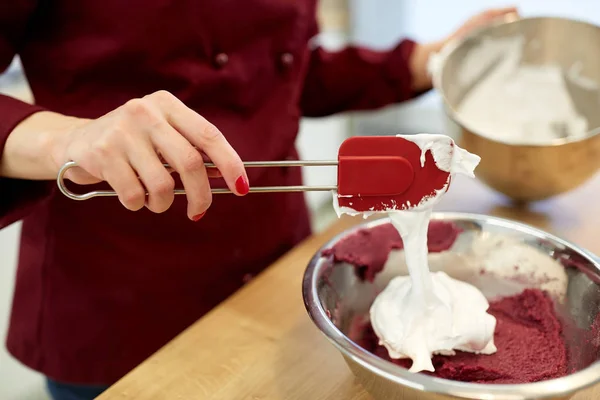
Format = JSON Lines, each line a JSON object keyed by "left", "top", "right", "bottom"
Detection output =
{"left": 56, "top": 160, "right": 338, "bottom": 201}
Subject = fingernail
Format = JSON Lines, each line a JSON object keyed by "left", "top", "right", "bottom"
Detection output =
{"left": 235, "top": 176, "right": 250, "bottom": 195}
{"left": 192, "top": 212, "right": 206, "bottom": 222}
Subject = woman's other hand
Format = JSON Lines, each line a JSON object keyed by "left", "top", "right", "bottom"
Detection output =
{"left": 2, "top": 91, "right": 249, "bottom": 221}
{"left": 410, "top": 7, "right": 519, "bottom": 92}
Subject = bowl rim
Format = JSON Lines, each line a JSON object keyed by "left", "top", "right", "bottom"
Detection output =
{"left": 432, "top": 15, "right": 600, "bottom": 148}
{"left": 302, "top": 212, "right": 600, "bottom": 399}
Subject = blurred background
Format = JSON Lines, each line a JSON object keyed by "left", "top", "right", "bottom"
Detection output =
{"left": 1, "top": 0, "right": 600, "bottom": 398}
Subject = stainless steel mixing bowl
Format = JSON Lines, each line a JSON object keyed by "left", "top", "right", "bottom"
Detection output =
{"left": 432, "top": 17, "right": 600, "bottom": 201}
{"left": 302, "top": 213, "right": 600, "bottom": 400}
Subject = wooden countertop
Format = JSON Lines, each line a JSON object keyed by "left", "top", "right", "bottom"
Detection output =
{"left": 98, "top": 173, "right": 600, "bottom": 400}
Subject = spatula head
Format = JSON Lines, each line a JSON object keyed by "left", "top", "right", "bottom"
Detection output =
{"left": 336, "top": 136, "right": 451, "bottom": 212}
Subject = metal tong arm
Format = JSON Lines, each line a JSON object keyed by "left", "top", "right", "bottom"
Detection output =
{"left": 57, "top": 160, "right": 338, "bottom": 201}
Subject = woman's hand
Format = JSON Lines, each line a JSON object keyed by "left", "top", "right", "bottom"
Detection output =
{"left": 447, "top": 7, "right": 519, "bottom": 43}
{"left": 2, "top": 91, "right": 249, "bottom": 221}
{"left": 410, "top": 6, "right": 519, "bottom": 92}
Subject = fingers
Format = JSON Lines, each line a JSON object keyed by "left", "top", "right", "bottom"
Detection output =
{"left": 149, "top": 121, "right": 213, "bottom": 219}
{"left": 482, "top": 7, "right": 519, "bottom": 23}
{"left": 67, "top": 136, "right": 146, "bottom": 210}
{"left": 161, "top": 150, "right": 220, "bottom": 177}
{"left": 64, "top": 166, "right": 102, "bottom": 185}
{"left": 128, "top": 141, "right": 176, "bottom": 214}
{"left": 206, "top": 169, "right": 223, "bottom": 179}
{"left": 490, "top": 7, "right": 519, "bottom": 16}
{"left": 201, "top": 153, "right": 223, "bottom": 178}
{"left": 451, "top": 6, "right": 520, "bottom": 42}
{"left": 147, "top": 91, "right": 249, "bottom": 196}
{"left": 102, "top": 158, "right": 147, "bottom": 211}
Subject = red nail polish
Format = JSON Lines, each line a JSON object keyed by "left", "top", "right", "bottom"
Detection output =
{"left": 192, "top": 212, "right": 206, "bottom": 222}
{"left": 235, "top": 176, "right": 250, "bottom": 195}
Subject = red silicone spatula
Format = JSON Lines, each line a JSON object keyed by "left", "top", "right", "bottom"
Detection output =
{"left": 56, "top": 135, "right": 453, "bottom": 207}
{"left": 336, "top": 136, "right": 452, "bottom": 212}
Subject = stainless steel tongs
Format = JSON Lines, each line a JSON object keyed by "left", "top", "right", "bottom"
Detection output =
{"left": 57, "top": 160, "right": 338, "bottom": 201}
{"left": 56, "top": 135, "right": 440, "bottom": 209}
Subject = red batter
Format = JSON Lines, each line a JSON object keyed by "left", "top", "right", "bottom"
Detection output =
{"left": 349, "top": 289, "right": 567, "bottom": 383}
{"left": 323, "top": 222, "right": 573, "bottom": 384}
{"left": 322, "top": 221, "right": 461, "bottom": 281}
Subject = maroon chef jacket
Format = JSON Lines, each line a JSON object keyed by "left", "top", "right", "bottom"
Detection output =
{"left": 0, "top": 0, "right": 418, "bottom": 385}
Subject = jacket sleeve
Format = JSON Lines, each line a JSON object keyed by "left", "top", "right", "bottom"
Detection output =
{"left": 299, "top": 18, "right": 423, "bottom": 117}
{"left": 0, "top": 1, "right": 51, "bottom": 230}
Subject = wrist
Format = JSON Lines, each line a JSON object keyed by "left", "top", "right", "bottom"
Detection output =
{"left": 409, "top": 40, "right": 445, "bottom": 93}
{"left": 1, "top": 111, "right": 84, "bottom": 180}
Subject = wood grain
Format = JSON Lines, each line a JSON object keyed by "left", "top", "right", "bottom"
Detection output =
{"left": 98, "top": 173, "right": 600, "bottom": 400}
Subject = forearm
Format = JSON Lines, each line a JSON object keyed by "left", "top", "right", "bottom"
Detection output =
{"left": 300, "top": 39, "right": 419, "bottom": 117}
{"left": 0, "top": 111, "right": 83, "bottom": 180}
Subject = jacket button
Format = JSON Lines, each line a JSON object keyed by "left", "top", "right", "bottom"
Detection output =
{"left": 280, "top": 52, "right": 294, "bottom": 68}
{"left": 214, "top": 53, "right": 229, "bottom": 68}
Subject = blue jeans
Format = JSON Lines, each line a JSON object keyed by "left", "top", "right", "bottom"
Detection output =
{"left": 46, "top": 379, "right": 109, "bottom": 400}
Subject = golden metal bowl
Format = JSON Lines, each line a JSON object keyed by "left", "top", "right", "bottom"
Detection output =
{"left": 432, "top": 16, "right": 600, "bottom": 201}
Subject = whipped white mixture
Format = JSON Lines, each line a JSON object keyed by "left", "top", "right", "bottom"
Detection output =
{"left": 373, "top": 212, "right": 497, "bottom": 373}
{"left": 376, "top": 233, "right": 568, "bottom": 302}
{"left": 467, "top": 233, "right": 568, "bottom": 300}
{"left": 431, "top": 35, "right": 597, "bottom": 145}
{"left": 334, "top": 134, "right": 497, "bottom": 373}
